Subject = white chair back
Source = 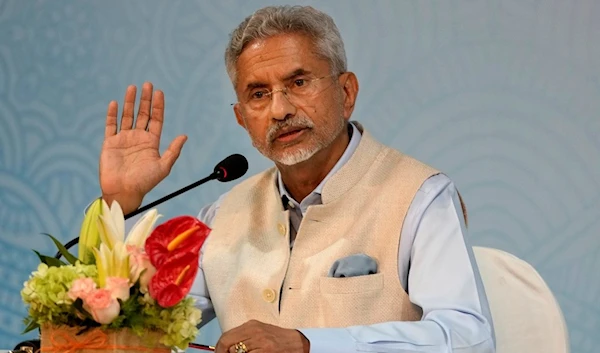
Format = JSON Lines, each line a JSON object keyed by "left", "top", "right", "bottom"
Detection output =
{"left": 473, "top": 246, "right": 570, "bottom": 353}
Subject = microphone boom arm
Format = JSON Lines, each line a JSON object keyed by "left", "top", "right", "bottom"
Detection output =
{"left": 126, "top": 172, "right": 218, "bottom": 220}
{"left": 58, "top": 172, "right": 220, "bottom": 257}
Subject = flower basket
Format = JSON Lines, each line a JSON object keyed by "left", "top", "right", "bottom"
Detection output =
{"left": 21, "top": 199, "right": 210, "bottom": 351}
{"left": 41, "top": 324, "right": 170, "bottom": 353}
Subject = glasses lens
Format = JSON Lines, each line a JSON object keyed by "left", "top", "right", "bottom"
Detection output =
{"left": 242, "top": 74, "right": 337, "bottom": 112}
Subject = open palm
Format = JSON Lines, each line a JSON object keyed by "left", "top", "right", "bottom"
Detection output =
{"left": 100, "top": 83, "right": 187, "bottom": 215}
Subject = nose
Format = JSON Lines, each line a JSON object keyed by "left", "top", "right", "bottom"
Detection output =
{"left": 269, "top": 88, "right": 296, "bottom": 121}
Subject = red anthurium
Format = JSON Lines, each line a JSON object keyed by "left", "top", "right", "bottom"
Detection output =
{"left": 149, "top": 251, "right": 199, "bottom": 307}
{"left": 145, "top": 215, "right": 210, "bottom": 268}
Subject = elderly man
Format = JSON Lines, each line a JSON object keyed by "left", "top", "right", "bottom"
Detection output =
{"left": 100, "top": 5, "right": 495, "bottom": 353}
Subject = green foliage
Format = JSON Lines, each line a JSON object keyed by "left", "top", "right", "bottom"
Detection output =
{"left": 21, "top": 262, "right": 98, "bottom": 332}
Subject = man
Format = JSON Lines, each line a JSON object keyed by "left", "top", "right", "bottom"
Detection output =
{"left": 100, "top": 5, "right": 495, "bottom": 353}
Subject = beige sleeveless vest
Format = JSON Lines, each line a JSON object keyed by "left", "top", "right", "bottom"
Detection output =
{"left": 202, "top": 126, "right": 439, "bottom": 331}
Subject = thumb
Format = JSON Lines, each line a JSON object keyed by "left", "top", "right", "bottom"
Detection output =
{"left": 159, "top": 135, "right": 187, "bottom": 175}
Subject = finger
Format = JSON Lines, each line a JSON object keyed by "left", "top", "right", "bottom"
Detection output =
{"left": 216, "top": 336, "right": 246, "bottom": 353}
{"left": 236, "top": 339, "right": 255, "bottom": 353}
{"left": 214, "top": 341, "right": 227, "bottom": 353}
{"left": 159, "top": 135, "right": 187, "bottom": 175}
{"left": 229, "top": 338, "right": 262, "bottom": 353}
{"left": 135, "top": 82, "right": 153, "bottom": 130}
{"left": 120, "top": 85, "right": 137, "bottom": 130}
{"left": 148, "top": 89, "right": 164, "bottom": 138}
{"left": 222, "top": 338, "right": 253, "bottom": 353}
{"left": 105, "top": 101, "right": 118, "bottom": 138}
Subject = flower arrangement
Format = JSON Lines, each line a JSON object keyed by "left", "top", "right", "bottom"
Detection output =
{"left": 20, "top": 199, "right": 209, "bottom": 351}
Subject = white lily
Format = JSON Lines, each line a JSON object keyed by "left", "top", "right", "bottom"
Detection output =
{"left": 126, "top": 208, "right": 161, "bottom": 249}
{"left": 94, "top": 200, "right": 161, "bottom": 287}
{"left": 97, "top": 199, "right": 161, "bottom": 251}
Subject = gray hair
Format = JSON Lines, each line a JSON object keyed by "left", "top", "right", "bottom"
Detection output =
{"left": 224, "top": 5, "right": 347, "bottom": 85}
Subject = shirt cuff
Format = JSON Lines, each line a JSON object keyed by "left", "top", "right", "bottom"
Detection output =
{"left": 298, "top": 327, "right": 356, "bottom": 353}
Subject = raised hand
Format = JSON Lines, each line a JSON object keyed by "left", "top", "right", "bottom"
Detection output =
{"left": 99, "top": 82, "right": 187, "bottom": 215}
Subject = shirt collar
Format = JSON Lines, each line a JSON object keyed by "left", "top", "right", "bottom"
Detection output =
{"left": 277, "top": 122, "right": 362, "bottom": 205}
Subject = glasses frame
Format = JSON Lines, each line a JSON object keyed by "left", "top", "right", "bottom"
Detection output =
{"left": 231, "top": 72, "right": 342, "bottom": 110}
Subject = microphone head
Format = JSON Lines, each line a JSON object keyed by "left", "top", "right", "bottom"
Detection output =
{"left": 214, "top": 154, "right": 249, "bottom": 182}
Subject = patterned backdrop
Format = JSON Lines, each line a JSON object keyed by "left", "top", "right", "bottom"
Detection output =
{"left": 0, "top": 0, "right": 598, "bottom": 351}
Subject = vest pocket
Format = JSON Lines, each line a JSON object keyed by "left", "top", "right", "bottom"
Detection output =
{"left": 318, "top": 273, "right": 385, "bottom": 325}
{"left": 319, "top": 272, "right": 384, "bottom": 294}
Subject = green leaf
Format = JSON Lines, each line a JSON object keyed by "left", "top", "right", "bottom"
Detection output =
{"left": 32, "top": 250, "right": 66, "bottom": 267}
{"left": 22, "top": 319, "right": 39, "bottom": 334}
{"left": 42, "top": 233, "right": 79, "bottom": 265}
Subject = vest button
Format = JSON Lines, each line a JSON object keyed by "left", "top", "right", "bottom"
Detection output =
{"left": 262, "top": 288, "right": 276, "bottom": 303}
{"left": 277, "top": 223, "right": 286, "bottom": 236}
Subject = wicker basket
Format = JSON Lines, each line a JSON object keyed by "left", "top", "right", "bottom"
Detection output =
{"left": 40, "top": 324, "right": 170, "bottom": 353}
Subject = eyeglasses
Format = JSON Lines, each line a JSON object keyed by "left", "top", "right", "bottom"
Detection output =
{"left": 234, "top": 73, "right": 339, "bottom": 112}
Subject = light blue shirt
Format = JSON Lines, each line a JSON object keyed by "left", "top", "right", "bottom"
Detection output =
{"left": 191, "top": 123, "right": 496, "bottom": 353}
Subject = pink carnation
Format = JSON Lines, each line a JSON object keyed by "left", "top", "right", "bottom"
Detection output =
{"left": 105, "top": 277, "right": 131, "bottom": 301}
{"left": 68, "top": 278, "right": 96, "bottom": 301}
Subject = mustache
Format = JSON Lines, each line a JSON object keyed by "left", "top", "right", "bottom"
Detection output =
{"left": 267, "top": 116, "right": 315, "bottom": 142}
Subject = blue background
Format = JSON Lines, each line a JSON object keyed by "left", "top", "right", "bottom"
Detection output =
{"left": 0, "top": 1, "right": 598, "bottom": 351}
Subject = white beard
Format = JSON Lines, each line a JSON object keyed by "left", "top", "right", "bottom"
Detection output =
{"left": 274, "top": 145, "right": 321, "bottom": 165}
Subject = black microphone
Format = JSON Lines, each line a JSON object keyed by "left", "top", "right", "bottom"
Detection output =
{"left": 57, "top": 154, "right": 248, "bottom": 255}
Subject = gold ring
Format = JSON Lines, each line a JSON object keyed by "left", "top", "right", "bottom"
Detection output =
{"left": 234, "top": 341, "right": 248, "bottom": 353}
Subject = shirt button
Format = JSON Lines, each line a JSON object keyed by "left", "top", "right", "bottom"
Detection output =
{"left": 262, "top": 288, "right": 276, "bottom": 303}
{"left": 277, "top": 223, "right": 286, "bottom": 236}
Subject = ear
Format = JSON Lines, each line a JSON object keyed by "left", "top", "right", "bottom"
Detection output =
{"left": 339, "top": 72, "right": 359, "bottom": 120}
{"left": 233, "top": 103, "right": 247, "bottom": 129}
